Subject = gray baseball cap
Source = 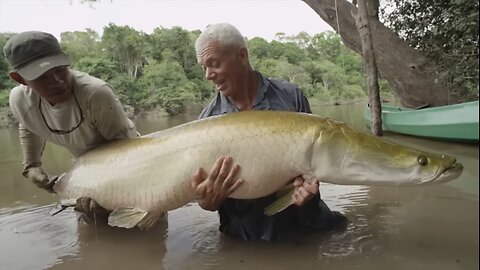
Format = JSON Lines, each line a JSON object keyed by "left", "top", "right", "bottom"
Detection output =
{"left": 3, "top": 31, "right": 71, "bottom": 80}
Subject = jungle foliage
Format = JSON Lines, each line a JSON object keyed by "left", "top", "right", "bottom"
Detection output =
{"left": 380, "top": 0, "right": 479, "bottom": 100}
{"left": 2, "top": 0, "right": 478, "bottom": 114}
{"left": 0, "top": 26, "right": 373, "bottom": 114}
{"left": 3, "top": 0, "right": 476, "bottom": 115}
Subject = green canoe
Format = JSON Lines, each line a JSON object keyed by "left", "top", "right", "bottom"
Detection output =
{"left": 364, "top": 101, "right": 479, "bottom": 142}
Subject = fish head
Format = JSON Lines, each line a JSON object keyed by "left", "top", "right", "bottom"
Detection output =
{"left": 337, "top": 131, "right": 464, "bottom": 186}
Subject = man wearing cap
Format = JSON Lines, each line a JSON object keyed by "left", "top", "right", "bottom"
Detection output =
{"left": 4, "top": 31, "right": 139, "bottom": 217}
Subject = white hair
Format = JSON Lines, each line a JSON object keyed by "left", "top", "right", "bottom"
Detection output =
{"left": 195, "top": 23, "right": 246, "bottom": 54}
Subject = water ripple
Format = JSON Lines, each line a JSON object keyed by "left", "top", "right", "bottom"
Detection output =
{"left": 0, "top": 204, "right": 79, "bottom": 270}
{"left": 163, "top": 203, "right": 225, "bottom": 270}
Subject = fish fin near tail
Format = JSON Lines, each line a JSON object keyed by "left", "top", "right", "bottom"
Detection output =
{"left": 264, "top": 188, "right": 295, "bottom": 216}
{"left": 108, "top": 208, "right": 148, "bottom": 229}
{"left": 108, "top": 208, "right": 165, "bottom": 230}
{"left": 49, "top": 199, "right": 77, "bottom": 216}
{"left": 137, "top": 211, "right": 167, "bottom": 230}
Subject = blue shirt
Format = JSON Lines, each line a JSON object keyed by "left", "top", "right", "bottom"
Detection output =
{"left": 199, "top": 71, "right": 311, "bottom": 118}
{"left": 199, "top": 72, "right": 341, "bottom": 241}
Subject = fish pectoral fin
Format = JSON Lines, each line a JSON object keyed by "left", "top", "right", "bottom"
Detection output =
{"left": 108, "top": 208, "right": 148, "bottom": 229}
{"left": 264, "top": 188, "right": 295, "bottom": 216}
{"left": 275, "top": 182, "right": 295, "bottom": 197}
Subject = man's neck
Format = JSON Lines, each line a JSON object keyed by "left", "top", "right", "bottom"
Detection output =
{"left": 229, "top": 70, "right": 258, "bottom": 111}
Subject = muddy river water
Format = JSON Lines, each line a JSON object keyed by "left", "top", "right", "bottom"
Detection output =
{"left": 0, "top": 104, "right": 478, "bottom": 270}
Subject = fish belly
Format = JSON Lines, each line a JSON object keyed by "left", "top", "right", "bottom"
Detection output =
{"left": 55, "top": 113, "right": 315, "bottom": 212}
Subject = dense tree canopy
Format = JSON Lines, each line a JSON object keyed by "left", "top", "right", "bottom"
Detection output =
{"left": 380, "top": 0, "right": 479, "bottom": 100}
{"left": 2, "top": 0, "right": 478, "bottom": 116}
{"left": 0, "top": 26, "right": 375, "bottom": 115}
{"left": 303, "top": 0, "right": 478, "bottom": 107}
{"left": 0, "top": 34, "right": 16, "bottom": 107}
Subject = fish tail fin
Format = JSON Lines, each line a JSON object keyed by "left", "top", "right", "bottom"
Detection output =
{"left": 264, "top": 188, "right": 295, "bottom": 216}
{"left": 108, "top": 208, "right": 165, "bottom": 230}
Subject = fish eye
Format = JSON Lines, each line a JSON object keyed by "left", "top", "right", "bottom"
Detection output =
{"left": 418, "top": 155, "right": 429, "bottom": 166}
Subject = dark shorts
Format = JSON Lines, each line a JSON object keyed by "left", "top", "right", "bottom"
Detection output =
{"left": 218, "top": 194, "right": 348, "bottom": 241}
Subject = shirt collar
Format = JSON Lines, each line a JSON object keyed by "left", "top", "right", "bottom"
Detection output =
{"left": 219, "top": 71, "right": 272, "bottom": 114}
{"left": 252, "top": 71, "right": 271, "bottom": 110}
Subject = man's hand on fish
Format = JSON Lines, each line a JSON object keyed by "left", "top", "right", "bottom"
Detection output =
{"left": 191, "top": 156, "right": 319, "bottom": 210}
{"left": 191, "top": 156, "right": 244, "bottom": 211}
{"left": 25, "top": 167, "right": 57, "bottom": 193}
{"left": 292, "top": 177, "right": 320, "bottom": 206}
{"left": 74, "top": 197, "right": 110, "bottom": 218}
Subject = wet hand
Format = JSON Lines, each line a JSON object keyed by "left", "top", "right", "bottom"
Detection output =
{"left": 292, "top": 177, "right": 320, "bottom": 206}
{"left": 25, "top": 167, "right": 57, "bottom": 193}
{"left": 191, "top": 156, "right": 243, "bottom": 211}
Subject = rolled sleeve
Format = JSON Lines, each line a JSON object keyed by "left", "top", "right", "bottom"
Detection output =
{"left": 19, "top": 124, "right": 46, "bottom": 175}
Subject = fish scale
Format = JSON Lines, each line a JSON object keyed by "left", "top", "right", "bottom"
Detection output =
{"left": 53, "top": 110, "right": 463, "bottom": 229}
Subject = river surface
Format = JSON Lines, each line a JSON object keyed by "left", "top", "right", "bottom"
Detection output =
{"left": 0, "top": 103, "right": 478, "bottom": 270}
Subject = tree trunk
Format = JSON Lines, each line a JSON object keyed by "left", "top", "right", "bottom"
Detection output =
{"left": 356, "top": 0, "right": 382, "bottom": 136}
{"left": 367, "top": 0, "right": 379, "bottom": 19}
{"left": 302, "top": 0, "right": 464, "bottom": 108}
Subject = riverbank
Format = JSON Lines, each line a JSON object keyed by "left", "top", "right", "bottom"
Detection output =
{"left": 0, "top": 107, "right": 15, "bottom": 128}
{"left": 0, "top": 96, "right": 371, "bottom": 129}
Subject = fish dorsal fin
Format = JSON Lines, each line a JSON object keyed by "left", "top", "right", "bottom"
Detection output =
{"left": 264, "top": 187, "right": 295, "bottom": 216}
{"left": 108, "top": 208, "right": 148, "bottom": 229}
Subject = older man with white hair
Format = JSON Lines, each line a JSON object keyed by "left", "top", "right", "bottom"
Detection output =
{"left": 191, "top": 23, "right": 347, "bottom": 241}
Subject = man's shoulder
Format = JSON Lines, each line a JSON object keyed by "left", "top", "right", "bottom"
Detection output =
{"left": 72, "top": 70, "right": 112, "bottom": 93}
{"left": 8, "top": 85, "right": 38, "bottom": 122}
{"left": 260, "top": 73, "right": 311, "bottom": 113}
{"left": 9, "top": 84, "right": 35, "bottom": 107}
{"left": 267, "top": 77, "right": 300, "bottom": 96}
{"left": 71, "top": 70, "right": 116, "bottom": 100}
{"left": 198, "top": 95, "right": 222, "bottom": 119}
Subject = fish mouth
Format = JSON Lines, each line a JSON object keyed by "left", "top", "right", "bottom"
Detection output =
{"left": 425, "top": 162, "right": 464, "bottom": 184}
